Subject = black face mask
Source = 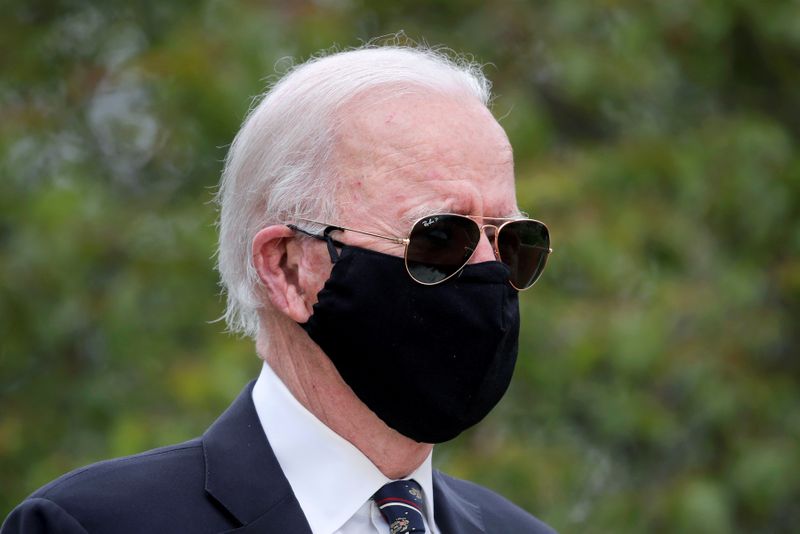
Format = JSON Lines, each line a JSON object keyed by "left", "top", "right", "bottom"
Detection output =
{"left": 299, "top": 245, "right": 520, "bottom": 443}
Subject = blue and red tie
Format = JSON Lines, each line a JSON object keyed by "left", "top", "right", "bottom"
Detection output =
{"left": 373, "top": 479, "right": 427, "bottom": 533}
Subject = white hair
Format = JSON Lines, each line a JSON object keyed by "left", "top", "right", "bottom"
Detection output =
{"left": 215, "top": 43, "right": 493, "bottom": 338}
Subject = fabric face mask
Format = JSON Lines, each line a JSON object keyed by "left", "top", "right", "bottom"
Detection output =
{"left": 299, "top": 245, "right": 520, "bottom": 443}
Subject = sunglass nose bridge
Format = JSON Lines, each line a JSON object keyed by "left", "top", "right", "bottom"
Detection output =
{"left": 475, "top": 224, "right": 501, "bottom": 261}
{"left": 480, "top": 224, "right": 498, "bottom": 241}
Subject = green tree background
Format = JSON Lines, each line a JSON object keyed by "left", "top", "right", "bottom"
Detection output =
{"left": 2, "top": 1, "right": 799, "bottom": 532}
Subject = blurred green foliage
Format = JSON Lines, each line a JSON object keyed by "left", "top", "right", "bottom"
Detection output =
{"left": 2, "top": 0, "right": 799, "bottom": 531}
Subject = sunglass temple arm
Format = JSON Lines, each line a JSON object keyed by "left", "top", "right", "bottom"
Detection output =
{"left": 296, "top": 218, "right": 409, "bottom": 246}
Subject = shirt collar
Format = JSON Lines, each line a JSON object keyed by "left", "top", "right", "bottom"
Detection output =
{"left": 251, "top": 361, "right": 436, "bottom": 534}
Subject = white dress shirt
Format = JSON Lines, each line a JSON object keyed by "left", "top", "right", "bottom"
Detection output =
{"left": 252, "top": 362, "right": 440, "bottom": 534}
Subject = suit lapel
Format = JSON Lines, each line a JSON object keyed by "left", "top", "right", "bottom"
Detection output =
{"left": 202, "top": 381, "right": 312, "bottom": 533}
{"left": 433, "top": 470, "right": 486, "bottom": 534}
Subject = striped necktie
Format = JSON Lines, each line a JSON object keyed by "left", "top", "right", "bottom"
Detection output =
{"left": 373, "top": 479, "right": 427, "bottom": 533}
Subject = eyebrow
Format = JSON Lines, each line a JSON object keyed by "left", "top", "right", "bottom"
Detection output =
{"left": 400, "top": 204, "right": 526, "bottom": 225}
{"left": 400, "top": 203, "right": 455, "bottom": 225}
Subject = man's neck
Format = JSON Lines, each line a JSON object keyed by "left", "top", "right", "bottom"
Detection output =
{"left": 257, "top": 320, "right": 433, "bottom": 479}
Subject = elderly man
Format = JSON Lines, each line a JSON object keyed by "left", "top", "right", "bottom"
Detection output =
{"left": 3, "top": 45, "right": 554, "bottom": 533}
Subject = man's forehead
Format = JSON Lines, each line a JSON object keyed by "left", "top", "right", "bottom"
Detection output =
{"left": 334, "top": 85, "right": 506, "bottom": 147}
{"left": 331, "top": 86, "right": 517, "bottom": 225}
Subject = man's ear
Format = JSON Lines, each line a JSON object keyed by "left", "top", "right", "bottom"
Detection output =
{"left": 252, "top": 225, "right": 320, "bottom": 323}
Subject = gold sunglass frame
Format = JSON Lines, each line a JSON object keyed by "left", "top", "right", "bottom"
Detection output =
{"left": 294, "top": 213, "right": 552, "bottom": 290}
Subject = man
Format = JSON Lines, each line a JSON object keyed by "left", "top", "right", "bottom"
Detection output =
{"left": 3, "top": 45, "right": 554, "bottom": 533}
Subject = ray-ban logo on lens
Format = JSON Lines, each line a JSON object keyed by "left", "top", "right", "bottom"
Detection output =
{"left": 422, "top": 217, "right": 438, "bottom": 227}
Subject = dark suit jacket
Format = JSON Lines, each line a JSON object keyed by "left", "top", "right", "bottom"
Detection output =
{"left": 2, "top": 382, "right": 556, "bottom": 533}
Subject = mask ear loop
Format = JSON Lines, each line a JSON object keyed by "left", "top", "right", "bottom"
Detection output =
{"left": 321, "top": 226, "right": 343, "bottom": 263}
{"left": 286, "top": 224, "right": 345, "bottom": 263}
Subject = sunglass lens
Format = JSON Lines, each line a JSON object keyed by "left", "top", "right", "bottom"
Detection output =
{"left": 498, "top": 220, "right": 550, "bottom": 289}
{"left": 406, "top": 215, "right": 480, "bottom": 284}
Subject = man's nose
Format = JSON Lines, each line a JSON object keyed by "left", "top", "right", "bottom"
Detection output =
{"left": 468, "top": 229, "right": 498, "bottom": 263}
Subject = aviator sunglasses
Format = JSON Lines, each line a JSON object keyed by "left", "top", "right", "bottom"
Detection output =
{"left": 288, "top": 213, "right": 552, "bottom": 290}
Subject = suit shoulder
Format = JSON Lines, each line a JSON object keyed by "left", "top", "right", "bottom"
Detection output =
{"left": 2, "top": 497, "right": 89, "bottom": 534}
{"left": 4, "top": 438, "right": 234, "bottom": 533}
{"left": 31, "top": 438, "right": 204, "bottom": 502}
{"left": 436, "top": 471, "right": 557, "bottom": 534}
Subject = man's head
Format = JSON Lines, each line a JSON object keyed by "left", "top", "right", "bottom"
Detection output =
{"left": 216, "top": 45, "right": 505, "bottom": 339}
{"left": 215, "top": 44, "right": 548, "bottom": 452}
